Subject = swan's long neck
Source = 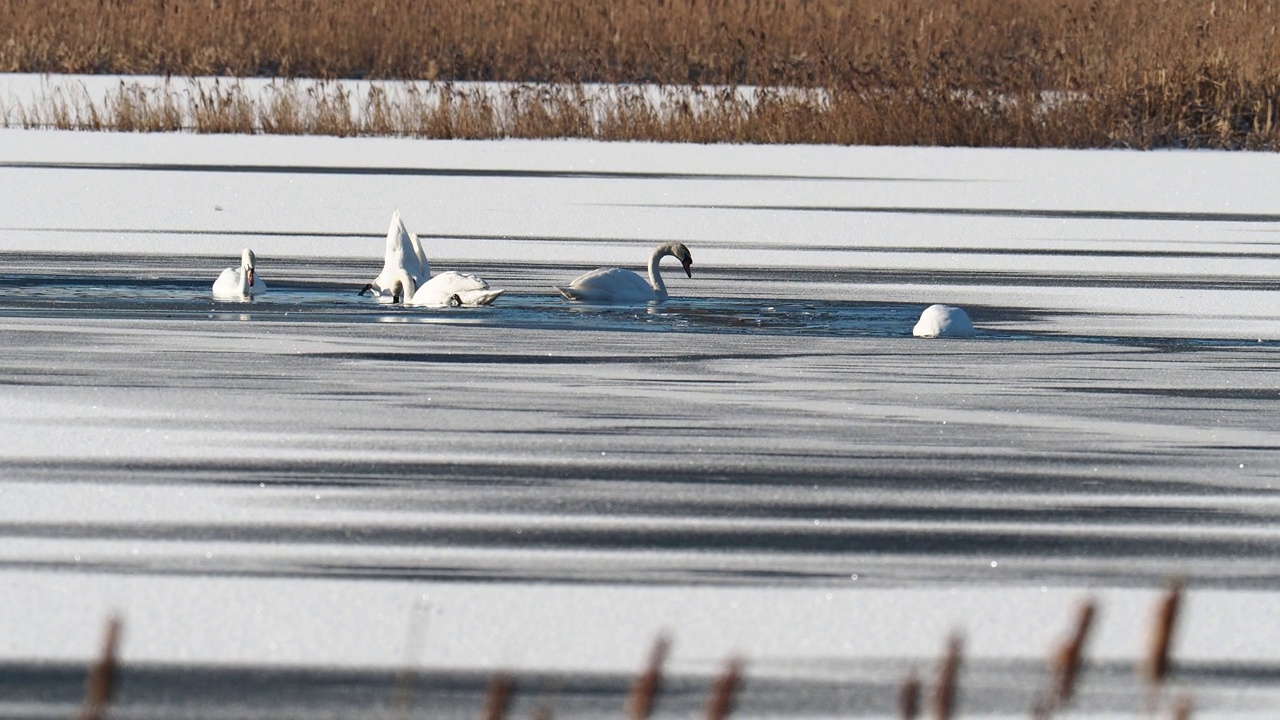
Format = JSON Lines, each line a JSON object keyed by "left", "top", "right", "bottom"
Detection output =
{"left": 393, "top": 269, "right": 417, "bottom": 303}
{"left": 240, "top": 263, "right": 253, "bottom": 293}
{"left": 647, "top": 245, "right": 672, "bottom": 299}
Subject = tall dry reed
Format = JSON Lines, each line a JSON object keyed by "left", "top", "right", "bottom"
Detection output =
{"left": 625, "top": 635, "right": 670, "bottom": 720}
{"left": 78, "top": 615, "right": 122, "bottom": 720}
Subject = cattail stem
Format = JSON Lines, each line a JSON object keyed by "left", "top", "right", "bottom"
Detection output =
{"left": 482, "top": 672, "right": 513, "bottom": 720}
{"left": 626, "top": 635, "right": 670, "bottom": 720}
{"left": 898, "top": 669, "right": 920, "bottom": 720}
{"left": 931, "top": 633, "right": 962, "bottom": 720}
{"left": 1034, "top": 598, "right": 1097, "bottom": 717}
{"left": 1143, "top": 577, "right": 1184, "bottom": 713}
{"left": 704, "top": 656, "right": 743, "bottom": 720}
{"left": 78, "top": 615, "right": 122, "bottom": 720}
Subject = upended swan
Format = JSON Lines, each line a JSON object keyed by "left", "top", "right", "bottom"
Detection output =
{"left": 387, "top": 268, "right": 504, "bottom": 308}
{"left": 359, "top": 210, "right": 504, "bottom": 306}
{"left": 913, "top": 304, "right": 976, "bottom": 338}
{"left": 359, "top": 210, "right": 429, "bottom": 298}
{"left": 555, "top": 242, "right": 693, "bottom": 302}
{"left": 212, "top": 248, "right": 266, "bottom": 298}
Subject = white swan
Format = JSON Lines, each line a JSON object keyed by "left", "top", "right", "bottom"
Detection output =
{"left": 555, "top": 242, "right": 693, "bottom": 302}
{"left": 388, "top": 268, "right": 504, "bottom": 308}
{"left": 212, "top": 248, "right": 266, "bottom": 298}
{"left": 359, "top": 210, "right": 429, "bottom": 298}
{"left": 913, "top": 304, "right": 976, "bottom": 338}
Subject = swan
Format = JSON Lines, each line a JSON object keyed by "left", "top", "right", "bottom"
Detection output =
{"left": 555, "top": 242, "right": 693, "bottom": 302}
{"left": 359, "top": 210, "right": 429, "bottom": 298}
{"left": 913, "top": 304, "right": 976, "bottom": 338}
{"left": 212, "top": 248, "right": 266, "bottom": 298}
{"left": 388, "top": 268, "right": 504, "bottom": 308}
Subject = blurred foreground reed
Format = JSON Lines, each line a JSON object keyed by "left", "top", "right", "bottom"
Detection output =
{"left": 73, "top": 580, "right": 1207, "bottom": 719}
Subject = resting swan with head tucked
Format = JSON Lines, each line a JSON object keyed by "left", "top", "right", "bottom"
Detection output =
{"left": 913, "top": 304, "right": 976, "bottom": 338}
{"left": 555, "top": 242, "right": 693, "bottom": 302}
{"left": 387, "top": 268, "right": 504, "bottom": 308}
{"left": 212, "top": 248, "right": 266, "bottom": 298}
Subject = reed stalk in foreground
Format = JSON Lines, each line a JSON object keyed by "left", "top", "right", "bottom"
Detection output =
{"left": 1142, "top": 578, "right": 1184, "bottom": 710}
{"left": 704, "top": 656, "right": 743, "bottom": 720}
{"left": 78, "top": 615, "right": 122, "bottom": 720}
{"left": 1034, "top": 598, "right": 1097, "bottom": 718}
{"left": 626, "top": 635, "right": 670, "bottom": 720}
{"left": 898, "top": 669, "right": 921, "bottom": 720}
{"left": 482, "top": 672, "right": 513, "bottom": 720}
{"left": 931, "top": 634, "right": 962, "bottom": 720}
{"left": 390, "top": 600, "right": 432, "bottom": 720}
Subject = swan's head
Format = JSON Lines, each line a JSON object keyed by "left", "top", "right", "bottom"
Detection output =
{"left": 241, "top": 248, "right": 257, "bottom": 285}
{"left": 448, "top": 294, "right": 462, "bottom": 308}
{"left": 670, "top": 242, "right": 693, "bottom": 278}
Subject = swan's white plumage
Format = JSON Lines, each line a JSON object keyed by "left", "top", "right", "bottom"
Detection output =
{"left": 362, "top": 210, "right": 505, "bottom": 306}
{"left": 409, "top": 271, "right": 505, "bottom": 307}
{"left": 390, "top": 269, "right": 504, "bottom": 307}
{"left": 556, "top": 242, "right": 693, "bottom": 302}
{"left": 366, "top": 210, "right": 429, "bottom": 297}
{"left": 212, "top": 248, "right": 266, "bottom": 298}
{"left": 913, "top": 304, "right": 976, "bottom": 338}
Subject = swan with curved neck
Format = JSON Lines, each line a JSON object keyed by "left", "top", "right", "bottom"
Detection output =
{"left": 212, "top": 248, "right": 267, "bottom": 298}
{"left": 359, "top": 210, "right": 429, "bottom": 298}
{"left": 555, "top": 242, "right": 693, "bottom": 302}
{"left": 389, "top": 268, "right": 504, "bottom": 308}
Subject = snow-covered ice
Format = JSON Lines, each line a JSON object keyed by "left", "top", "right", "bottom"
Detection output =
{"left": 2, "top": 126, "right": 1279, "bottom": 718}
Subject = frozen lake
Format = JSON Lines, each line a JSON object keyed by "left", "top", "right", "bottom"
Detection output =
{"left": 1, "top": 129, "right": 1279, "bottom": 718}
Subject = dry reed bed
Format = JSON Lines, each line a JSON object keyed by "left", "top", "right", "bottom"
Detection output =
{"left": 73, "top": 581, "right": 1204, "bottom": 719}
{"left": 4, "top": 73, "right": 1279, "bottom": 147}
{"left": 2, "top": 0, "right": 1280, "bottom": 147}
{"left": 2, "top": 78, "right": 952, "bottom": 143}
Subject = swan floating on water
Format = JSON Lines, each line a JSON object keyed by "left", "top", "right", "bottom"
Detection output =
{"left": 388, "top": 268, "right": 504, "bottom": 307}
{"left": 913, "top": 304, "right": 976, "bottom": 338}
{"left": 359, "top": 210, "right": 505, "bottom": 306}
{"left": 555, "top": 242, "right": 693, "bottom": 302}
{"left": 360, "top": 210, "right": 429, "bottom": 298}
{"left": 212, "top": 248, "right": 266, "bottom": 298}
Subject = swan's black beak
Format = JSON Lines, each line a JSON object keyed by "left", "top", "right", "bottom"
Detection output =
{"left": 358, "top": 283, "right": 374, "bottom": 296}
{"left": 448, "top": 294, "right": 462, "bottom": 308}
{"left": 247, "top": 269, "right": 255, "bottom": 286}
{"left": 683, "top": 260, "right": 693, "bottom": 278}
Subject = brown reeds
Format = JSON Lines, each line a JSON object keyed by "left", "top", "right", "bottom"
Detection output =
{"left": 898, "top": 669, "right": 921, "bottom": 720}
{"left": 1034, "top": 598, "right": 1097, "bottom": 718}
{"left": 1142, "top": 578, "right": 1185, "bottom": 711}
{"left": 931, "top": 634, "right": 962, "bottom": 720}
{"left": 3, "top": 0, "right": 1280, "bottom": 147}
{"left": 625, "top": 635, "right": 670, "bottom": 720}
{"left": 482, "top": 672, "right": 513, "bottom": 720}
{"left": 78, "top": 615, "right": 122, "bottom": 720}
{"left": 704, "top": 656, "right": 743, "bottom": 720}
